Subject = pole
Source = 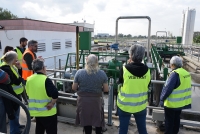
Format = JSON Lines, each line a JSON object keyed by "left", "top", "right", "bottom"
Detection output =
{"left": 59, "top": 59, "right": 61, "bottom": 78}
{"left": 107, "top": 78, "right": 114, "bottom": 126}
{"left": 115, "top": 16, "right": 151, "bottom": 62}
{"left": 76, "top": 26, "right": 79, "bottom": 70}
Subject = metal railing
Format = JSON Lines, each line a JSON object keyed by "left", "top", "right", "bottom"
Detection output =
{"left": 48, "top": 70, "right": 200, "bottom": 127}
{"left": 184, "top": 45, "right": 200, "bottom": 62}
{"left": 43, "top": 53, "right": 68, "bottom": 70}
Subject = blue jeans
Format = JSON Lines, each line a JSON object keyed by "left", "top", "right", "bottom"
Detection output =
{"left": 118, "top": 108, "right": 147, "bottom": 134}
{"left": 0, "top": 97, "right": 7, "bottom": 133}
{"left": 10, "top": 107, "right": 21, "bottom": 134}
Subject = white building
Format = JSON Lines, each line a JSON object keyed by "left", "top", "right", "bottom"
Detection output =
{"left": 0, "top": 18, "right": 84, "bottom": 68}
{"left": 181, "top": 8, "right": 196, "bottom": 45}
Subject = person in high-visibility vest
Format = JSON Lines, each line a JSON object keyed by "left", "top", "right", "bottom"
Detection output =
{"left": 14, "top": 37, "right": 29, "bottom": 105}
{"left": 117, "top": 44, "right": 151, "bottom": 134}
{"left": 14, "top": 37, "right": 28, "bottom": 76}
{"left": 0, "top": 51, "right": 25, "bottom": 134}
{"left": 160, "top": 56, "right": 191, "bottom": 134}
{"left": 22, "top": 40, "right": 38, "bottom": 81}
{"left": 26, "top": 58, "right": 58, "bottom": 134}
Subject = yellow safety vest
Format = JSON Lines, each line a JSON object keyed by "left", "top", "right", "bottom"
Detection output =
{"left": 26, "top": 74, "right": 57, "bottom": 117}
{"left": 117, "top": 66, "right": 151, "bottom": 113}
{"left": 15, "top": 47, "right": 23, "bottom": 64}
{"left": 0, "top": 62, "right": 23, "bottom": 95}
{"left": 164, "top": 68, "right": 191, "bottom": 108}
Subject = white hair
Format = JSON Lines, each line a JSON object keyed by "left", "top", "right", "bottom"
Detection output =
{"left": 170, "top": 56, "right": 183, "bottom": 68}
{"left": 3, "top": 51, "right": 18, "bottom": 65}
{"left": 129, "top": 44, "right": 145, "bottom": 63}
{"left": 85, "top": 54, "right": 99, "bottom": 74}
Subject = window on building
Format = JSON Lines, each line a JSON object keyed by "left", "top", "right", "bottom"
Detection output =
{"left": 37, "top": 43, "right": 46, "bottom": 52}
{"left": 65, "top": 39, "right": 72, "bottom": 48}
{"left": 52, "top": 41, "right": 61, "bottom": 50}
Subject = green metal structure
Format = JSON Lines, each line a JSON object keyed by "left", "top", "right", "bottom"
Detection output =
{"left": 153, "top": 43, "right": 185, "bottom": 59}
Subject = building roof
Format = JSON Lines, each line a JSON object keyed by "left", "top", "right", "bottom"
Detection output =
{"left": 0, "top": 18, "right": 84, "bottom": 32}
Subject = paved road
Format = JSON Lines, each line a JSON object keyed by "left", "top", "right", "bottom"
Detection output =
{"left": 12, "top": 108, "right": 200, "bottom": 134}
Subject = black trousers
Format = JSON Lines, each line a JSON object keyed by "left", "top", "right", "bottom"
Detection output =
{"left": 164, "top": 108, "right": 182, "bottom": 134}
{"left": 84, "top": 126, "right": 102, "bottom": 134}
{"left": 35, "top": 114, "right": 57, "bottom": 134}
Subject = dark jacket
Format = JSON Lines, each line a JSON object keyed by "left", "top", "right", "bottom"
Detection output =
{"left": 160, "top": 68, "right": 191, "bottom": 110}
{"left": 0, "top": 65, "right": 22, "bottom": 120}
{"left": 24, "top": 52, "right": 37, "bottom": 70}
{"left": 118, "top": 62, "right": 149, "bottom": 84}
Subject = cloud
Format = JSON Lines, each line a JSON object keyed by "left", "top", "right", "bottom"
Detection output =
{"left": 0, "top": 0, "right": 200, "bottom": 36}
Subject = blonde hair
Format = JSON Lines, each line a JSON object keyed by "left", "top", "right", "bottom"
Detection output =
{"left": 3, "top": 51, "right": 17, "bottom": 65}
{"left": 85, "top": 54, "right": 99, "bottom": 74}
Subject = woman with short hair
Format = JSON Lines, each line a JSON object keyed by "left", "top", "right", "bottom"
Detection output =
{"left": 117, "top": 44, "right": 151, "bottom": 134}
{"left": 72, "top": 54, "right": 109, "bottom": 134}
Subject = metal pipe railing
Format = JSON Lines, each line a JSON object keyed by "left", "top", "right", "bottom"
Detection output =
{"left": 115, "top": 16, "right": 151, "bottom": 62}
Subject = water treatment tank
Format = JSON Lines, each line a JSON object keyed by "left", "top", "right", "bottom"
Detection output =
{"left": 182, "top": 9, "right": 196, "bottom": 45}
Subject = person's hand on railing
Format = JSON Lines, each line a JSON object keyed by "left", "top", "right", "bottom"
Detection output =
{"left": 159, "top": 101, "right": 164, "bottom": 107}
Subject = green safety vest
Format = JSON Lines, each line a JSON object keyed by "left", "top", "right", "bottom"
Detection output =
{"left": 164, "top": 68, "right": 191, "bottom": 108}
{"left": 15, "top": 47, "right": 23, "bottom": 64}
{"left": 1, "top": 62, "right": 23, "bottom": 95}
{"left": 26, "top": 74, "right": 57, "bottom": 117}
{"left": 117, "top": 66, "right": 151, "bottom": 113}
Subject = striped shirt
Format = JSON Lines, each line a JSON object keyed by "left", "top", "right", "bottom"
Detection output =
{"left": 0, "top": 69, "right": 10, "bottom": 84}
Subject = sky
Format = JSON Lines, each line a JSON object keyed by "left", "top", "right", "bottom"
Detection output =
{"left": 1, "top": 0, "right": 200, "bottom": 36}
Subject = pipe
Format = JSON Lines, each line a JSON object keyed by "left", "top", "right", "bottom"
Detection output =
{"left": 115, "top": 16, "right": 151, "bottom": 62}
{"left": 0, "top": 89, "right": 31, "bottom": 134}
{"left": 76, "top": 26, "right": 79, "bottom": 70}
{"left": 50, "top": 77, "right": 74, "bottom": 82}
{"left": 107, "top": 78, "right": 114, "bottom": 126}
{"left": 151, "top": 80, "right": 200, "bottom": 87}
{"left": 46, "top": 69, "right": 66, "bottom": 73}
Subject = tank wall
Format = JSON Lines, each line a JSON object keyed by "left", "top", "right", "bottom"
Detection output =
{"left": 182, "top": 9, "right": 196, "bottom": 45}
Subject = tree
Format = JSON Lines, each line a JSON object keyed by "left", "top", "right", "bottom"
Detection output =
{"left": 0, "top": 7, "right": 18, "bottom": 20}
{"left": 118, "top": 33, "right": 124, "bottom": 37}
{"left": 127, "top": 34, "right": 132, "bottom": 38}
{"left": 194, "top": 35, "right": 200, "bottom": 43}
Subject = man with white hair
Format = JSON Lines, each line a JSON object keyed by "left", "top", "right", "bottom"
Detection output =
{"left": 160, "top": 56, "right": 192, "bottom": 134}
